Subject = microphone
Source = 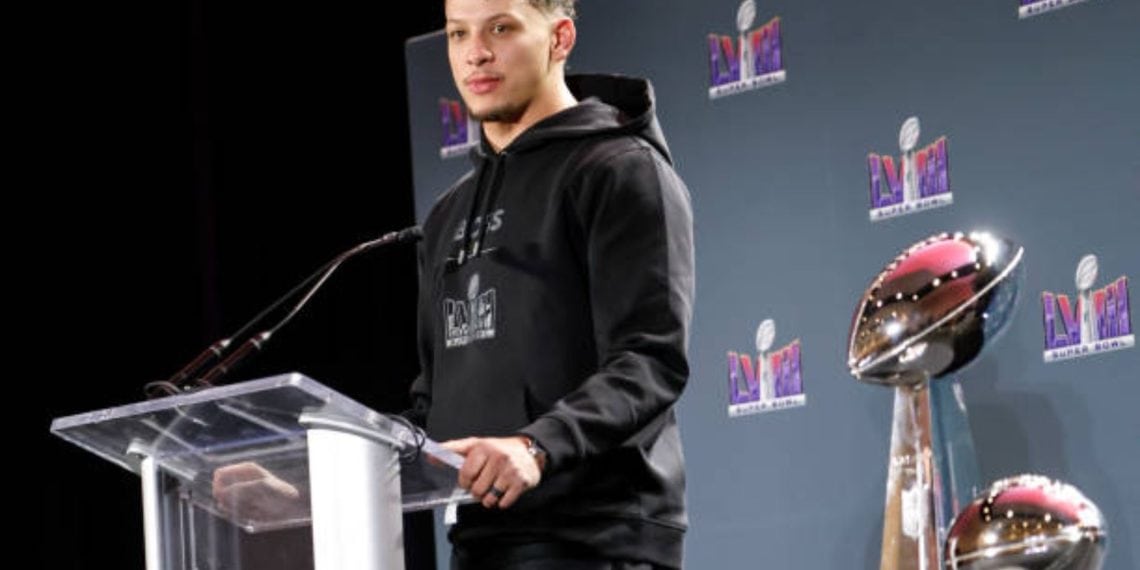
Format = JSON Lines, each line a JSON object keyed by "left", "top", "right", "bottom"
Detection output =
{"left": 145, "top": 225, "right": 422, "bottom": 398}
{"left": 394, "top": 226, "right": 423, "bottom": 243}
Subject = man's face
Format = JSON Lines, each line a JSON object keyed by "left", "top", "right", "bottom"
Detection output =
{"left": 445, "top": 0, "right": 559, "bottom": 123}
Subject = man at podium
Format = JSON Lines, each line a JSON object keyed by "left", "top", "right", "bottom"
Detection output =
{"left": 405, "top": 0, "right": 695, "bottom": 568}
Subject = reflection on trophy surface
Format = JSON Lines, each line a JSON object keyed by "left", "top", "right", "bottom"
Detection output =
{"left": 945, "top": 474, "right": 1107, "bottom": 570}
{"left": 847, "top": 231, "right": 1024, "bottom": 570}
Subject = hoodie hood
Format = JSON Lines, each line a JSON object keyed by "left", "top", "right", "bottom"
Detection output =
{"left": 457, "top": 74, "right": 674, "bottom": 263}
{"left": 471, "top": 73, "right": 673, "bottom": 164}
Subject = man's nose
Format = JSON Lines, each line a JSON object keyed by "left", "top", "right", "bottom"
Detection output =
{"left": 466, "top": 36, "right": 493, "bottom": 66}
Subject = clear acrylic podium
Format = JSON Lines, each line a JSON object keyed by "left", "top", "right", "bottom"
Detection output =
{"left": 50, "top": 373, "right": 471, "bottom": 570}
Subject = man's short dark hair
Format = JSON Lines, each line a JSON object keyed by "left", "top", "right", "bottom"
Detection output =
{"left": 529, "top": 0, "right": 576, "bottom": 20}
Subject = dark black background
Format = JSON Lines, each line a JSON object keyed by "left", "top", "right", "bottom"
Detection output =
{"left": 32, "top": 0, "right": 446, "bottom": 567}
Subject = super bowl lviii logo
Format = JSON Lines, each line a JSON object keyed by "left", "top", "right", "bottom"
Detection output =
{"left": 867, "top": 116, "right": 952, "bottom": 222}
{"left": 727, "top": 319, "right": 806, "bottom": 417}
{"left": 444, "top": 273, "right": 497, "bottom": 348}
{"left": 707, "top": 0, "right": 786, "bottom": 100}
{"left": 1019, "top": 0, "right": 1090, "bottom": 20}
{"left": 1042, "top": 255, "right": 1132, "bottom": 363}
{"left": 439, "top": 97, "right": 479, "bottom": 159}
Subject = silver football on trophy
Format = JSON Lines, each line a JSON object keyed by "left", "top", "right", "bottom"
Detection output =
{"left": 847, "top": 231, "right": 1025, "bottom": 386}
{"left": 945, "top": 474, "right": 1108, "bottom": 569}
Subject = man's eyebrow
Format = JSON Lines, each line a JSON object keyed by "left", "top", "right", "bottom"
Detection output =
{"left": 446, "top": 12, "right": 514, "bottom": 25}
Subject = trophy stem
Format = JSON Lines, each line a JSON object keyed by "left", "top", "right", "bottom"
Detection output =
{"left": 879, "top": 380, "right": 980, "bottom": 570}
{"left": 928, "top": 378, "right": 981, "bottom": 547}
{"left": 879, "top": 384, "right": 939, "bottom": 570}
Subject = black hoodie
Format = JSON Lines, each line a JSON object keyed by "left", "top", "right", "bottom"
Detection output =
{"left": 410, "top": 74, "right": 694, "bottom": 567}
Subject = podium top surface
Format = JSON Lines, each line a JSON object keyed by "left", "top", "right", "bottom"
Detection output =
{"left": 51, "top": 373, "right": 469, "bottom": 525}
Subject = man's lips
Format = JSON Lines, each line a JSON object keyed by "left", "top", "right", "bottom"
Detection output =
{"left": 465, "top": 76, "right": 501, "bottom": 95}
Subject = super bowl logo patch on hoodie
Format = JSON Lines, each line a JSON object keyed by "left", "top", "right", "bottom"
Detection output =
{"left": 444, "top": 272, "right": 498, "bottom": 348}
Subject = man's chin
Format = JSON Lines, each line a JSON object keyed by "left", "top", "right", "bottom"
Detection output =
{"left": 470, "top": 104, "right": 524, "bottom": 124}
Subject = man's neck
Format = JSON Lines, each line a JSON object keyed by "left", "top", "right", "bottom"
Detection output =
{"left": 483, "top": 82, "right": 578, "bottom": 153}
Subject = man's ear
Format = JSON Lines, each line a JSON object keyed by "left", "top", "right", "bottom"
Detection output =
{"left": 550, "top": 18, "right": 576, "bottom": 63}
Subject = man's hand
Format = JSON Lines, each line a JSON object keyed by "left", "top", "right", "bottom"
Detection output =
{"left": 442, "top": 436, "right": 543, "bottom": 509}
{"left": 212, "top": 462, "right": 303, "bottom": 520}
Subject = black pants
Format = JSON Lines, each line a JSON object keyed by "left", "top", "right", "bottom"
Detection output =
{"left": 450, "top": 541, "right": 671, "bottom": 570}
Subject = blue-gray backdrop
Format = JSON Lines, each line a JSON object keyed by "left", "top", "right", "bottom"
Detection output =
{"left": 405, "top": 0, "right": 1139, "bottom": 567}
